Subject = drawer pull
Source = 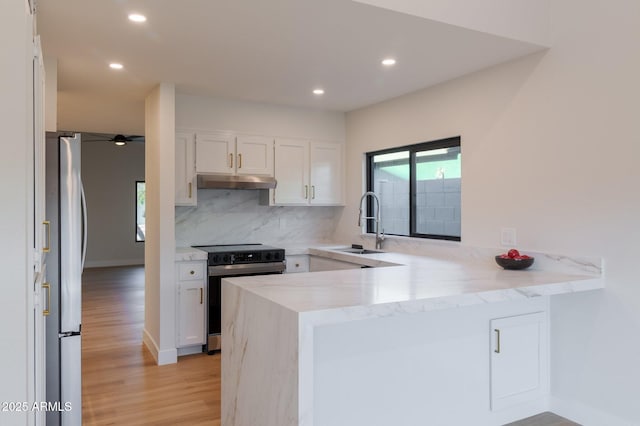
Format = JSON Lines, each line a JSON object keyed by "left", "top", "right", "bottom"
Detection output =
{"left": 200, "top": 288, "right": 203, "bottom": 304}
{"left": 494, "top": 329, "right": 501, "bottom": 353}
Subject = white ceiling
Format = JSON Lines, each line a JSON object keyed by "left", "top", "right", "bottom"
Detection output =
{"left": 37, "top": 0, "right": 545, "bottom": 112}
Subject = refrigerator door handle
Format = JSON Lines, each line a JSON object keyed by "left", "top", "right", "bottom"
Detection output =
{"left": 80, "top": 180, "right": 88, "bottom": 271}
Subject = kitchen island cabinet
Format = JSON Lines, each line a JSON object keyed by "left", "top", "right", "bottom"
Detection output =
{"left": 490, "top": 311, "right": 548, "bottom": 411}
{"left": 221, "top": 247, "right": 602, "bottom": 426}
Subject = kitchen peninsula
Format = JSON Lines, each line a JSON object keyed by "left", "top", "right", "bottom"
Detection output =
{"left": 221, "top": 247, "right": 603, "bottom": 426}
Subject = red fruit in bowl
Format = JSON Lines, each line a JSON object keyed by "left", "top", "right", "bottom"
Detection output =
{"left": 519, "top": 254, "right": 531, "bottom": 259}
{"left": 507, "top": 249, "right": 520, "bottom": 259}
{"left": 499, "top": 254, "right": 509, "bottom": 259}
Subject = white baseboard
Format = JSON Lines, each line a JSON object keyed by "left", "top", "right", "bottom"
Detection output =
{"left": 550, "top": 396, "right": 635, "bottom": 426}
{"left": 84, "top": 258, "right": 144, "bottom": 268}
{"left": 142, "top": 329, "right": 177, "bottom": 366}
{"left": 177, "top": 345, "right": 205, "bottom": 357}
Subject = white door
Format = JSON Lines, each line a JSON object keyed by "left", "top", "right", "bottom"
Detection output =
{"left": 490, "top": 311, "right": 548, "bottom": 411}
{"left": 274, "top": 138, "right": 310, "bottom": 205}
{"left": 310, "top": 142, "right": 344, "bottom": 205}
{"left": 236, "top": 135, "right": 274, "bottom": 176}
{"left": 175, "top": 131, "right": 197, "bottom": 206}
{"left": 195, "top": 131, "right": 235, "bottom": 174}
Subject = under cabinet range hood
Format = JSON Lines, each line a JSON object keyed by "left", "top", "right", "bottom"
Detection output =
{"left": 197, "top": 173, "right": 277, "bottom": 190}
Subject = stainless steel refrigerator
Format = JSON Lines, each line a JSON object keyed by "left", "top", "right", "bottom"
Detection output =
{"left": 45, "top": 133, "right": 87, "bottom": 426}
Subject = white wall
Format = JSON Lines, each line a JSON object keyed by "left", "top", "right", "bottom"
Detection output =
{"left": 81, "top": 140, "right": 145, "bottom": 267}
{"left": 175, "top": 94, "right": 346, "bottom": 247}
{"left": 0, "top": 2, "right": 33, "bottom": 424}
{"left": 58, "top": 91, "right": 144, "bottom": 135}
{"left": 144, "top": 83, "right": 177, "bottom": 365}
{"left": 338, "top": 0, "right": 640, "bottom": 423}
{"left": 176, "top": 94, "right": 345, "bottom": 142}
{"left": 354, "top": 0, "right": 552, "bottom": 46}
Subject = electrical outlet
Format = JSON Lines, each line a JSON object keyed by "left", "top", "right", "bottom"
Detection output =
{"left": 501, "top": 228, "right": 516, "bottom": 247}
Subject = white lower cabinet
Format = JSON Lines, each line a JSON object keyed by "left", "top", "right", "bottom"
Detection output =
{"left": 176, "top": 261, "right": 206, "bottom": 350}
{"left": 490, "top": 311, "right": 548, "bottom": 411}
{"left": 285, "top": 255, "right": 310, "bottom": 273}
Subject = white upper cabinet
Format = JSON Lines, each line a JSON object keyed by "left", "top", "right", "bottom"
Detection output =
{"left": 195, "top": 131, "right": 235, "bottom": 175}
{"left": 236, "top": 135, "right": 274, "bottom": 176}
{"left": 196, "top": 131, "right": 274, "bottom": 177}
{"left": 175, "top": 131, "right": 197, "bottom": 206}
{"left": 309, "top": 142, "right": 344, "bottom": 205}
{"left": 269, "top": 139, "right": 344, "bottom": 206}
{"left": 273, "top": 138, "right": 310, "bottom": 205}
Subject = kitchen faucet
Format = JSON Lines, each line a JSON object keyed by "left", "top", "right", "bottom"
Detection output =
{"left": 358, "top": 191, "right": 385, "bottom": 250}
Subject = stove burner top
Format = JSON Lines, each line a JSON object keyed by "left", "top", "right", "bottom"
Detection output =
{"left": 192, "top": 243, "right": 285, "bottom": 266}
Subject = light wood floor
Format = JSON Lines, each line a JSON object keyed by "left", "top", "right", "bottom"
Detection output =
{"left": 81, "top": 266, "right": 579, "bottom": 426}
{"left": 81, "top": 266, "right": 220, "bottom": 425}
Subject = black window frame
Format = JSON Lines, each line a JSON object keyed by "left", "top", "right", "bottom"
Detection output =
{"left": 365, "top": 136, "right": 461, "bottom": 241}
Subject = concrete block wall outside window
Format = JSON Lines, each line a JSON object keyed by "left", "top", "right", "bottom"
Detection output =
{"left": 416, "top": 178, "right": 461, "bottom": 236}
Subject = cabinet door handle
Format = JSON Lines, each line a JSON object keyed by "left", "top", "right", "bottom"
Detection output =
{"left": 43, "top": 220, "right": 51, "bottom": 253}
{"left": 304, "top": 185, "right": 308, "bottom": 199}
{"left": 238, "top": 153, "right": 242, "bottom": 169}
{"left": 230, "top": 153, "right": 233, "bottom": 168}
{"left": 312, "top": 185, "right": 316, "bottom": 199}
{"left": 494, "top": 329, "right": 501, "bottom": 353}
{"left": 200, "top": 288, "right": 203, "bottom": 304}
{"left": 188, "top": 182, "right": 192, "bottom": 198}
{"left": 43, "top": 282, "right": 51, "bottom": 316}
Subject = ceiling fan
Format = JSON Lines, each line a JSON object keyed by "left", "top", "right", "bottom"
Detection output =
{"left": 82, "top": 132, "right": 145, "bottom": 146}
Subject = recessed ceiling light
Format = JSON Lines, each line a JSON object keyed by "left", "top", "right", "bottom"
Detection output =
{"left": 313, "top": 89, "right": 324, "bottom": 95}
{"left": 381, "top": 58, "right": 397, "bottom": 66}
{"left": 109, "top": 63, "right": 124, "bottom": 70}
{"left": 128, "top": 13, "right": 147, "bottom": 23}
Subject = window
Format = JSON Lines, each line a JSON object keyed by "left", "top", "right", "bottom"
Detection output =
{"left": 366, "top": 136, "right": 461, "bottom": 241}
{"left": 136, "top": 181, "right": 146, "bottom": 242}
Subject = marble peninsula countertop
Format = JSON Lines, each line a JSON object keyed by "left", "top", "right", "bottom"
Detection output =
{"left": 223, "top": 246, "right": 604, "bottom": 320}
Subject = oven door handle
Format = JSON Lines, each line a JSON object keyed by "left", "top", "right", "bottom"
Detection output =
{"left": 208, "top": 262, "right": 286, "bottom": 276}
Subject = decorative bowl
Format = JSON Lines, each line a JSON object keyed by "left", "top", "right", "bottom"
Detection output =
{"left": 495, "top": 255, "right": 534, "bottom": 270}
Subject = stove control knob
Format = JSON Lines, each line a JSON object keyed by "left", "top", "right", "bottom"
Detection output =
{"left": 223, "top": 255, "right": 230, "bottom": 263}
{"left": 274, "top": 252, "right": 282, "bottom": 260}
{"left": 265, "top": 252, "right": 272, "bottom": 260}
{"left": 212, "top": 255, "right": 220, "bottom": 264}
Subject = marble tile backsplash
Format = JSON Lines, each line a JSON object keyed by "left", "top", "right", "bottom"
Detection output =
{"left": 175, "top": 189, "right": 343, "bottom": 247}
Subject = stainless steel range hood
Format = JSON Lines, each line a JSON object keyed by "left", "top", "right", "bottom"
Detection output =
{"left": 197, "top": 174, "right": 277, "bottom": 190}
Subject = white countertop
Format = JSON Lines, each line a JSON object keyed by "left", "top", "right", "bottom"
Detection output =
{"left": 175, "top": 247, "right": 208, "bottom": 262}
{"left": 224, "top": 246, "right": 604, "bottom": 318}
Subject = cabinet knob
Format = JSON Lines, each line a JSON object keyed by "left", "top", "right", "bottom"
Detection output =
{"left": 295, "top": 263, "right": 300, "bottom": 267}
{"left": 190, "top": 270, "right": 195, "bottom": 275}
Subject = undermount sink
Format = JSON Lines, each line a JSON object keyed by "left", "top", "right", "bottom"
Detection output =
{"left": 336, "top": 248, "right": 383, "bottom": 255}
